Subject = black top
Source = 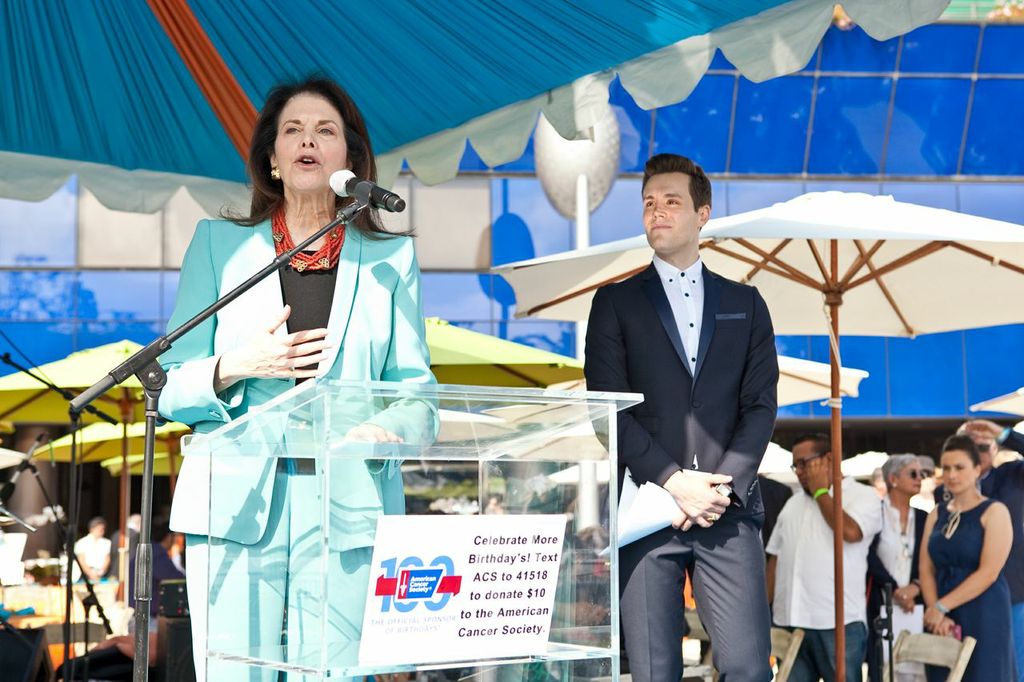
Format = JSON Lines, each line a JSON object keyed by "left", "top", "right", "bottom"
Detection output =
{"left": 279, "top": 254, "right": 337, "bottom": 382}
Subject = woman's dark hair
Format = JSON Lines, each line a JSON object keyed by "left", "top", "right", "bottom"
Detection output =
{"left": 227, "top": 77, "right": 401, "bottom": 238}
{"left": 942, "top": 434, "right": 981, "bottom": 466}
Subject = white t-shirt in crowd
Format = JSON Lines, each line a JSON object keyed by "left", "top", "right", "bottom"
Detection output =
{"left": 766, "top": 477, "right": 883, "bottom": 629}
{"left": 74, "top": 534, "right": 111, "bottom": 574}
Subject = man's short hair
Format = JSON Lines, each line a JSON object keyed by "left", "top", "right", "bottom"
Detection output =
{"left": 917, "top": 454, "right": 936, "bottom": 475}
{"left": 87, "top": 516, "right": 106, "bottom": 531}
{"left": 641, "top": 153, "right": 712, "bottom": 211}
{"left": 792, "top": 432, "right": 831, "bottom": 457}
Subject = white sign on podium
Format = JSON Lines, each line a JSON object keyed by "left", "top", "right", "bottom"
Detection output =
{"left": 359, "top": 515, "right": 566, "bottom": 665}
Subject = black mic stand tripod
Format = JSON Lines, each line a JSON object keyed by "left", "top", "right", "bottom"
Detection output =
{"left": 69, "top": 188, "right": 373, "bottom": 682}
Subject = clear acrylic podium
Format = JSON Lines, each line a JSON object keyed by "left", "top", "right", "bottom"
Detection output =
{"left": 182, "top": 379, "right": 641, "bottom": 680}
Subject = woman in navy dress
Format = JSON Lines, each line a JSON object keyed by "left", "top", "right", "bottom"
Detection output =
{"left": 920, "top": 434, "right": 1016, "bottom": 682}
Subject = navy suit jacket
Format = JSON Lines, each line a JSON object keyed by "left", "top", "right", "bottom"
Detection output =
{"left": 984, "top": 429, "right": 1024, "bottom": 602}
{"left": 584, "top": 264, "right": 779, "bottom": 517}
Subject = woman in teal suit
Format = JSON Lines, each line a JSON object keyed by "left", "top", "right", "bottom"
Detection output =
{"left": 159, "top": 78, "right": 434, "bottom": 680}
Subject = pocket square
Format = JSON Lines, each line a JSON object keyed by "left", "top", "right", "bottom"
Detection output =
{"left": 715, "top": 312, "right": 746, "bottom": 320}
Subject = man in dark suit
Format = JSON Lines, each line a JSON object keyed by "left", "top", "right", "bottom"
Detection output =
{"left": 585, "top": 153, "right": 778, "bottom": 682}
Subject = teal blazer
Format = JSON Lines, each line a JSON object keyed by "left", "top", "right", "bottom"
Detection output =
{"left": 160, "top": 219, "right": 435, "bottom": 549}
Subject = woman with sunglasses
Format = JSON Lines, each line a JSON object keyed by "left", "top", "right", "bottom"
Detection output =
{"left": 919, "top": 435, "right": 1015, "bottom": 682}
{"left": 866, "top": 454, "right": 929, "bottom": 682}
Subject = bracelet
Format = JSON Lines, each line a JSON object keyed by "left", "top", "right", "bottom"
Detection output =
{"left": 813, "top": 487, "right": 830, "bottom": 500}
{"left": 998, "top": 426, "right": 1012, "bottom": 445}
{"left": 935, "top": 601, "right": 949, "bottom": 615}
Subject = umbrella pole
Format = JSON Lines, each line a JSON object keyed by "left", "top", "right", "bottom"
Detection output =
{"left": 828, "top": 240, "right": 847, "bottom": 680}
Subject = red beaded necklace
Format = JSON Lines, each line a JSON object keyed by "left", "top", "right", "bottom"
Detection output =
{"left": 271, "top": 208, "right": 345, "bottom": 272}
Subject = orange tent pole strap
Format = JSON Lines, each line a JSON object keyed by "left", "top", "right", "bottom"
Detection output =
{"left": 147, "top": 0, "right": 257, "bottom": 159}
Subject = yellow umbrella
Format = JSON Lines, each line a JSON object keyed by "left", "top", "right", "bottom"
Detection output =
{"left": 101, "top": 452, "right": 183, "bottom": 477}
{"left": 40, "top": 421, "right": 190, "bottom": 464}
{"left": 426, "top": 318, "right": 582, "bottom": 388}
{"left": 0, "top": 340, "right": 147, "bottom": 424}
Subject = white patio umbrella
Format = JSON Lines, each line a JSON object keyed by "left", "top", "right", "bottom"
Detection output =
{"left": 970, "top": 388, "right": 1024, "bottom": 417}
{"left": 496, "top": 191, "right": 1024, "bottom": 673}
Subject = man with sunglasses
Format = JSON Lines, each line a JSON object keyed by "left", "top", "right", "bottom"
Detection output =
{"left": 765, "top": 433, "right": 882, "bottom": 682}
{"left": 954, "top": 419, "right": 1024, "bottom": 681}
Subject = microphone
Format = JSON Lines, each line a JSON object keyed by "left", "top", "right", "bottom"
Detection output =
{"left": 330, "top": 170, "right": 406, "bottom": 213}
{"left": 0, "top": 434, "right": 46, "bottom": 505}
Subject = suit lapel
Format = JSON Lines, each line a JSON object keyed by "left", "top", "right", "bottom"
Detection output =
{"left": 318, "top": 228, "right": 362, "bottom": 374}
{"left": 693, "top": 266, "right": 721, "bottom": 382}
{"left": 641, "top": 265, "right": 692, "bottom": 378}
{"left": 249, "top": 221, "right": 287, "bottom": 339}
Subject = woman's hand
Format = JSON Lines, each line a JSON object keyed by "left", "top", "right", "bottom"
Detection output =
{"left": 345, "top": 423, "right": 403, "bottom": 443}
{"left": 215, "top": 306, "right": 331, "bottom": 388}
{"left": 923, "top": 604, "right": 947, "bottom": 632}
{"left": 893, "top": 583, "right": 920, "bottom": 612}
{"left": 935, "top": 616, "right": 957, "bottom": 638}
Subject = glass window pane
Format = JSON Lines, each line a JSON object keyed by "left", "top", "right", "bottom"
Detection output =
{"left": 958, "top": 183, "right": 1024, "bottom": 223}
{"left": 502, "top": 320, "right": 576, "bottom": 359}
{"left": 0, "top": 176, "right": 77, "bottom": 267}
{"left": 900, "top": 25, "right": 979, "bottom": 73}
{"left": 0, "top": 271, "right": 76, "bottom": 321}
{"left": 880, "top": 183, "right": 958, "bottom": 211}
{"left": 820, "top": 25, "right": 899, "bottom": 73}
{"left": 490, "top": 178, "right": 571, "bottom": 265}
{"left": 888, "top": 332, "right": 966, "bottom": 417}
{"left": 421, "top": 272, "right": 494, "bottom": 322}
{"left": 886, "top": 78, "right": 970, "bottom": 176}
{"left": 589, "top": 179, "right": 641, "bottom": 246}
{"left": 731, "top": 77, "right": 813, "bottom": 174}
{"left": 965, "top": 324, "right": 1024, "bottom": 414}
{"left": 76, "top": 271, "right": 162, "bottom": 321}
{"left": 726, "top": 181, "right": 804, "bottom": 215}
{"left": 978, "top": 26, "right": 1024, "bottom": 74}
{"left": 806, "top": 336, "right": 888, "bottom": 418}
{"left": 77, "top": 321, "right": 163, "bottom": 350}
{"left": 162, "top": 271, "right": 181, "bottom": 322}
{"left": 0, "top": 322, "right": 74, "bottom": 379}
{"left": 962, "top": 80, "right": 1024, "bottom": 175}
{"left": 654, "top": 74, "right": 734, "bottom": 173}
{"left": 808, "top": 77, "right": 892, "bottom": 175}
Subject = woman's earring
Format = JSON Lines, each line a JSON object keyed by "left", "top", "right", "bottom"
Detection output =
{"left": 942, "top": 487, "right": 952, "bottom": 504}
{"left": 270, "top": 166, "right": 281, "bottom": 180}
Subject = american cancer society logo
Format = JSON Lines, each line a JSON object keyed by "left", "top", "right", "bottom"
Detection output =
{"left": 374, "top": 556, "right": 462, "bottom": 612}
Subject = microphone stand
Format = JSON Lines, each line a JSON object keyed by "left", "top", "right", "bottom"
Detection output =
{"left": 0, "top": 352, "right": 120, "bottom": 672}
{"left": 873, "top": 583, "right": 895, "bottom": 682}
{"left": 68, "top": 190, "right": 372, "bottom": 682}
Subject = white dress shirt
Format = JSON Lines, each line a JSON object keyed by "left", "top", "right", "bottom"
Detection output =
{"left": 652, "top": 255, "right": 704, "bottom": 376}
{"left": 766, "top": 478, "right": 883, "bottom": 629}
{"left": 876, "top": 496, "right": 916, "bottom": 586}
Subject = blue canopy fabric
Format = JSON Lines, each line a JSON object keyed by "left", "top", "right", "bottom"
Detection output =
{"left": 0, "top": 0, "right": 949, "bottom": 212}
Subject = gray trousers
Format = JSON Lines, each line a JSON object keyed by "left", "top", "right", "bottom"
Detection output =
{"left": 620, "top": 517, "right": 772, "bottom": 682}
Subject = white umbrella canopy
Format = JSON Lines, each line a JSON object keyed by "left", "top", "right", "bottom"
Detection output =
{"left": 497, "top": 192, "right": 1024, "bottom": 335}
{"left": 971, "top": 388, "right": 1024, "bottom": 417}
{"left": 776, "top": 355, "right": 868, "bottom": 406}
